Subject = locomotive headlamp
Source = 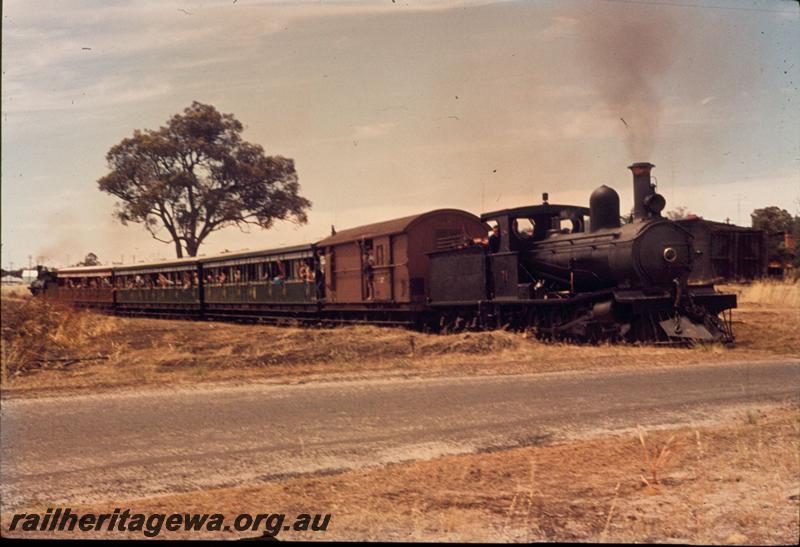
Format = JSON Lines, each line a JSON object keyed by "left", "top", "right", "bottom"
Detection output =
{"left": 663, "top": 247, "right": 678, "bottom": 263}
{"left": 643, "top": 193, "right": 666, "bottom": 214}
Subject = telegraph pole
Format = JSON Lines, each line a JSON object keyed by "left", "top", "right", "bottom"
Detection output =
{"left": 736, "top": 193, "right": 742, "bottom": 226}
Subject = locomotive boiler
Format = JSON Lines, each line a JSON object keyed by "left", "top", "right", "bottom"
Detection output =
{"left": 522, "top": 163, "right": 689, "bottom": 292}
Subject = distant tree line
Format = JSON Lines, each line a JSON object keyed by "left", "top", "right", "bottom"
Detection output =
{"left": 751, "top": 206, "right": 800, "bottom": 267}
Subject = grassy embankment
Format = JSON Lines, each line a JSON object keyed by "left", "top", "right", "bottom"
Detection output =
{"left": 1, "top": 280, "right": 798, "bottom": 396}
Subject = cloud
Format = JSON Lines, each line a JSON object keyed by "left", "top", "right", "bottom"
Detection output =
{"left": 3, "top": 74, "right": 172, "bottom": 116}
{"left": 3, "top": 0, "right": 495, "bottom": 121}
{"left": 352, "top": 122, "right": 396, "bottom": 139}
{"left": 536, "top": 15, "right": 579, "bottom": 41}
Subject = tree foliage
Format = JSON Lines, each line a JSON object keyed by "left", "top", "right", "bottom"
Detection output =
{"left": 751, "top": 206, "right": 795, "bottom": 234}
{"left": 76, "top": 253, "right": 100, "bottom": 267}
{"left": 665, "top": 206, "right": 695, "bottom": 221}
{"left": 751, "top": 206, "right": 800, "bottom": 266}
{"left": 98, "top": 102, "right": 311, "bottom": 257}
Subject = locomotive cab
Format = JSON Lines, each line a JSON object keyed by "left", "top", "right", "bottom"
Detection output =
{"left": 483, "top": 199, "right": 590, "bottom": 254}
{"left": 479, "top": 201, "right": 592, "bottom": 300}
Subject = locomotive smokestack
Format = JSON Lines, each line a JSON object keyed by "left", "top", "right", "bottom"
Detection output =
{"left": 629, "top": 162, "right": 665, "bottom": 221}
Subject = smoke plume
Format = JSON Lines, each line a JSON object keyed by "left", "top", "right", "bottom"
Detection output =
{"left": 579, "top": 11, "right": 675, "bottom": 160}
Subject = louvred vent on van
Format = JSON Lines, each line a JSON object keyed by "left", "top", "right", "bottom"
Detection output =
{"left": 435, "top": 229, "right": 464, "bottom": 251}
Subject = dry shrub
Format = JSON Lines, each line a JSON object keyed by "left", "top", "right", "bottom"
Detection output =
{"left": 1, "top": 298, "right": 118, "bottom": 378}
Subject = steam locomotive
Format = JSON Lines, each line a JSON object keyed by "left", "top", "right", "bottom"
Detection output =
{"left": 33, "top": 162, "right": 736, "bottom": 344}
{"left": 429, "top": 163, "right": 735, "bottom": 342}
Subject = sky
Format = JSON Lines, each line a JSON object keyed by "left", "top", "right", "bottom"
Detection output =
{"left": 2, "top": 0, "right": 799, "bottom": 269}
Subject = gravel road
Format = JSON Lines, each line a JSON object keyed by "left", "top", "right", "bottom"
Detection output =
{"left": 2, "top": 360, "right": 797, "bottom": 511}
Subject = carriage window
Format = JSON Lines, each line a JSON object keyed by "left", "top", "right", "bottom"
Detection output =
{"left": 513, "top": 218, "right": 535, "bottom": 239}
{"left": 266, "top": 261, "right": 283, "bottom": 280}
{"left": 375, "top": 245, "right": 385, "bottom": 266}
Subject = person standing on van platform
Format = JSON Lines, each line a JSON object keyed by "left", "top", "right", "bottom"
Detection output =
{"left": 488, "top": 225, "right": 501, "bottom": 254}
{"left": 363, "top": 251, "right": 375, "bottom": 300}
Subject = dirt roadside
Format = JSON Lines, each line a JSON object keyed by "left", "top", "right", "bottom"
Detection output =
{"left": 3, "top": 404, "right": 797, "bottom": 542}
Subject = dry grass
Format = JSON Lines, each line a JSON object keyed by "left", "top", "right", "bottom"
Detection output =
{"left": 2, "top": 282, "right": 798, "bottom": 396}
{"left": 1, "top": 298, "right": 118, "bottom": 379}
{"left": 637, "top": 428, "right": 676, "bottom": 487}
{"left": 719, "top": 279, "right": 800, "bottom": 308}
{"left": 0, "top": 285, "right": 31, "bottom": 298}
{"left": 718, "top": 280, "right": 800, "bottom": 356}
{"left": 5, "top": 405, "right": 797, "bottom": 542}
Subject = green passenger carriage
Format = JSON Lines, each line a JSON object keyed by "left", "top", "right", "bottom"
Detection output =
{"left": 200, "top": 244, "right": 319, "bottom": 320}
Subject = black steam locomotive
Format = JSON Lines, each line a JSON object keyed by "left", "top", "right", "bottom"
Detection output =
{"left": 428, "top": 163, "right": 736, "bottom": 343}
{"left": 34, "top": 162, "right": 736, "bottom": 344}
